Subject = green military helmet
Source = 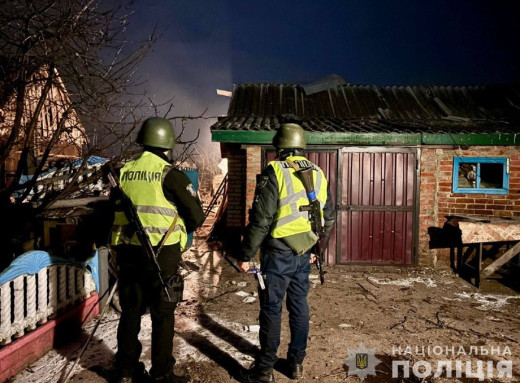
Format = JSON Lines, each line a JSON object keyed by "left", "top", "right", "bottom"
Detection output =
{"left": 273, "top": 123, "right": 306, "bottom": 149}
{"left": 136, "top": 117, "right": 176, "bottom": 149}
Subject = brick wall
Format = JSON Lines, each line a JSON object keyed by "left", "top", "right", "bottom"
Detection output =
{"left": 220, "top": 143, "right": 246, "bottom": 230}
{"left": 219, "top": 143, "right": 263, "bottom": 250}
{"left": 418, "top": 146, "right": 520, "bottom": 266}
{"left": 221, "top": 144, "right": 263, "bottom": 228}
{"left": 245, "top": 146, "right": 262, "bottom": 225}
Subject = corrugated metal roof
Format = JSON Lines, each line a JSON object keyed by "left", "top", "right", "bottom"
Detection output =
{"left": 213, "top": 83, "right": 520, "bottom": 135}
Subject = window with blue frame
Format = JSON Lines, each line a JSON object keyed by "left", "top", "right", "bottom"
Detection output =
{"left": 452, "top": 157, "right": 509, "bottom": 194}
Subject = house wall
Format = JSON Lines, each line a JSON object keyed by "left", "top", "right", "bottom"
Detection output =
{"left": 419, "top": 146, "right": 520, "bottom": 266}
{"left": 0, "top": 68, "right": 85, "bottom": 183}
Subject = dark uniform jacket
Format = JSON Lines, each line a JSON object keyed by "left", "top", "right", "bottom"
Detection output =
{"left": 149, "top": 148, "right": 205, "bottom": 233}
{"left": 239, "top": 161, "right": 335, "bottom": 261}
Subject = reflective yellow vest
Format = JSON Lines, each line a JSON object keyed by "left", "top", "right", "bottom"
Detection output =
{"left": 269, "top": 155, "right": 328, "bottom": 238}
{"left": 111, "top": 151, "right": 188, "bottom": 250}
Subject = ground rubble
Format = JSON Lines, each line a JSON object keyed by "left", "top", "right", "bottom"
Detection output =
{"left": 9, "top": 239, "right": 520, "bottom": 383}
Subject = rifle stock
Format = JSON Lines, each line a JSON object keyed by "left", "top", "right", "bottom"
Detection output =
{"left": 107, "top": 169, "right": 173, "bottom": 302}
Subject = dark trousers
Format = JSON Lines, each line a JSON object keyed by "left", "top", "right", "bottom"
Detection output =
{"left": 257, "top": 248, "right": 311, "bottom": 370}
{"left": 115, "top": 243, "right": 182, "bottom": 378}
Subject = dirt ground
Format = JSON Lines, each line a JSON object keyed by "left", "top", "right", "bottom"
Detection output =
{"left": 9, "top": 237, "right": 520, "bottom": 383}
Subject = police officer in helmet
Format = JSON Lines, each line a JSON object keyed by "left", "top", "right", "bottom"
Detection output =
{"left": 111, "top": 117, "right": 204, "bottom": 383}
{"left": 237, "top": 120, "right": 335, "bottom": 382}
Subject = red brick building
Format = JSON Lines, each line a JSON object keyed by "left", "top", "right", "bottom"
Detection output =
{"left": 211, "top": 79, "right": 520, "bottom": 267}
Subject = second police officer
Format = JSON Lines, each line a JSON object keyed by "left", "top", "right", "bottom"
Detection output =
{"left": 237, "top": 122, "right": 336, "bottom": 382}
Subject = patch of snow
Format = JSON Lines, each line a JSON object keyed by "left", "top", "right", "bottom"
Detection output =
{"left": 367, "top": 276, "right": 437, "bottom": 288}
{"left": 454, "top": 292, "right": 520, "bottom": 310}
{"left": 242, "top": 296, "right": 256, "bottom": 303}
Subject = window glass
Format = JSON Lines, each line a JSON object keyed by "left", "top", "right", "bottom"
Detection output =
{"left": 480, "top": 163, "right": 503, "bottom": 189}
{"left": 458, "top": 163, "right": 477, "bottom": 188}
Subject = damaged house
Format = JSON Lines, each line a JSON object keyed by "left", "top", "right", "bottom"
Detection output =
{"left": 0, "top": 65, "right": 86, "bottom": 189}
{"left": 0, "top": 65, "right": 99, "bottom": 266}
{"left": 210, "top": 76, "right": 520, "bottom": 270}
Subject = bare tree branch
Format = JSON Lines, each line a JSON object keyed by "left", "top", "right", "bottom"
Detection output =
{"left": 15, "top": 106, "right": 72, "bottom": 204}
{"left": 0, "top": 0, "right": 217, "bottom": 213}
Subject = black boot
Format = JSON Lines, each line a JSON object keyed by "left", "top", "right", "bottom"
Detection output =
{"left": 116, "top": 362, "right": 149, "bottom": 383}
{"left": 152, "top": 371, "right": 190, "bottom": 383}
{"left": 239, "top": 364, "right": 275, "bottom": 383}
{"left": 289, "top": 363, "right": 303, "bottom": 380}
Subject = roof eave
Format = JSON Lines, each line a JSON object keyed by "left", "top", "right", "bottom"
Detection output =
{"left": 211, "top": 130, "right": 520, "bottom": 146}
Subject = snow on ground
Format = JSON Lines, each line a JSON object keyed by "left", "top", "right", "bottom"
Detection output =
{"left": 454, "top": 292, "right": 520, "bottom": 310}
{"left": 367, "top": 276, "right": 438, "bottom": 288}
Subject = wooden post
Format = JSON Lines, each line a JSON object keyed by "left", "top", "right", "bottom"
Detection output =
{"left": 481, "top": 241, "right": 520, "bottom": 279}
{"left": 476, "top": 243, "right": 482, "bottom": 287}
{"left": 97, "top": 247, "right": 110, "bottom": 309}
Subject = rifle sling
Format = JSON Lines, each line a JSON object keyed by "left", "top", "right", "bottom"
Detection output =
{"left": 285, "top": 158, "right": 301, "bottom": 172}
{"left": 155, "top": 214, "right": 179, "bottom": 256}
{"left": 284, "top": 157, "right": 319, "bottom": 232}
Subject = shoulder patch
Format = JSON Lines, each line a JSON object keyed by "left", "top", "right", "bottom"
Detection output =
{"left": 186, "top": 183, "right": 197, "bottom": 197}
{"left": 256, "top": 175, "right": 269, "bottom": 190}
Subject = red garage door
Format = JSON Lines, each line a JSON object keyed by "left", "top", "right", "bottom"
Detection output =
{"left": 338, "top": 148, "right": 418, "bottom": 265}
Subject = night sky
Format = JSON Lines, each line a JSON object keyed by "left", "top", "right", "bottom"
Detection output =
{"left": 124, "top": 0, "right": 520, "bottom": 142}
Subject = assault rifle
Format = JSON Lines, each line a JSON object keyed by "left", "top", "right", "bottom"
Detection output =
{"left": 107, "top": 168, "right": 174, "bottom": 302}
{"left": 295, "top": 166, "right": 325, "bottom": 284}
